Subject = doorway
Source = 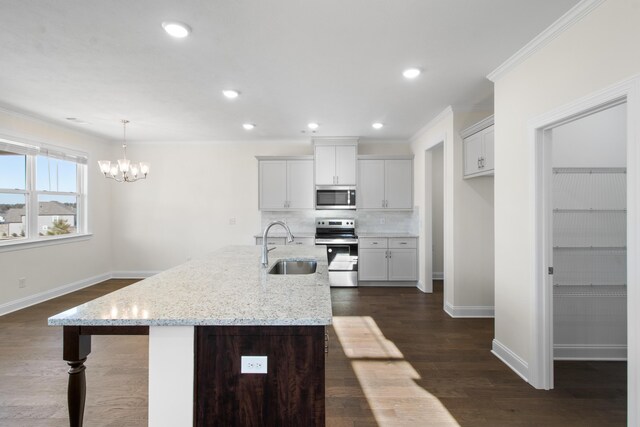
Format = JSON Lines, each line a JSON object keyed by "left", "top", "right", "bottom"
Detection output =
{"left": 529, "top": 76, "right": 639, "bottom": 414}
{"left": 423, "top": 141, "right": 444, "bottom": 296}
{"left": 550, "top": 103, "right": 627, "bottom": 367}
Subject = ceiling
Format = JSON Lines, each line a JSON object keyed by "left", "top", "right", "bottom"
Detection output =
{"left": 0, "top": 0, "right": 580, "bottom": 142}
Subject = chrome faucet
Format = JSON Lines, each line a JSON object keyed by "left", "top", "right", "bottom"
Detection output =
{"left": 261, "top": 220, "right": 294, "bottom": 266}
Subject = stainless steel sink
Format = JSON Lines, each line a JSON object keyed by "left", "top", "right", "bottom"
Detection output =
{"left": 268, "top": 259, "right": 317, "bottom": 275}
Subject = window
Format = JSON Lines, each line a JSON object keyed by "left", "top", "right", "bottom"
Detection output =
{"left": 0, "top": 138, "right": 87, "bottom": 245}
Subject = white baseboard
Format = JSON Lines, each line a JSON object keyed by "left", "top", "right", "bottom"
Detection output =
{"left": 0, "top": 270, "right": 160, "bottom": 316}
{"left": 444, "top": 302, "right": 494, "bottom": 318}
{"left": 416, "top": 280, "right": 433, "bottom": 293}
{"left": 111, "top": 270, "right": 160, "bottom": 279}
{"left": 554, "top": 344, "right": 627, "bottom": 360}
{"left": 492, "top": 339, "right": 529, "bottom": 382}
{"left": 358, "top": 281, "right": 417, "bottom": 287}
{"left": 0, "top": 272, "right": 111, "bottom": 316}
{"left": 432, "top": 271, "right": 443, "bottom": 280}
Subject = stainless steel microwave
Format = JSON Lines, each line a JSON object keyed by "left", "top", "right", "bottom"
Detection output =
{"left": 316, "top": 186, "right": 356, "bottom": 210}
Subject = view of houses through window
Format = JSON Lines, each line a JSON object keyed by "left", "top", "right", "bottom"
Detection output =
{"left": 0, "top": 141, "right": 86, "bottom": 243}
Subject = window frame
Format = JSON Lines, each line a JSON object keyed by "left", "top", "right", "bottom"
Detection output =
{"left": 0, "top": 136, "right": 89, "bottom": 250}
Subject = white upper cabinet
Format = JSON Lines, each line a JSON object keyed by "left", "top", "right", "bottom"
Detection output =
{"left": 259, "top": 160, "right": 288, "bottom": 210}
{"left": 314, "top": 146, "right": 336, "bottom": 185}
{"left": 358, "top": 157, "right": 413, "bottom": 209}
{"left": 334, "top": 145, "right": 357, "bottom": 185}
{"left": 287, "top": 160, "right": 314, "bottom": 208}
{"left": 358, "top": 160, "right": 385, "bottom": 208}
{"left": 462, "top": 115, "right": 494, "bottom": 178}
{"left": 313, "top": 140, "right": 358, "bottom": 185}
{"left": 385, "top": 159, "right": 413, "bottom": 209}
{"left": 258, "top": 157, "right": 313, "bottom": 210}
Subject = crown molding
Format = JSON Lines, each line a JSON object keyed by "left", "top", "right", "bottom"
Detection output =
{"left": 487, "top": 0, "right": 606, "bottom": 82}
{"left": 460, "top": 115, "right": 494, "bottom": 139}
{"left": 410, "top": 106, "right": 453, "bottom": 143}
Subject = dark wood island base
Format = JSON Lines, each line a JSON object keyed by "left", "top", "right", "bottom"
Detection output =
{"left": 195, "top": 325, "right": 326, "bottom": 427}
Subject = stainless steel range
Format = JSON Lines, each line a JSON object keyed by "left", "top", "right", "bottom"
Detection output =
{"left": 315, "top": 218, "right": 358, "bottom": 287}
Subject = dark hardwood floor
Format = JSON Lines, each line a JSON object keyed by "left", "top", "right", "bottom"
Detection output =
{"left": 0, "top": 280, "right": 626, "bottom": 426}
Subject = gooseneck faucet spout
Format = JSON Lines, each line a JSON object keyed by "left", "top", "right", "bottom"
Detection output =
{"left": 261, "top": 221, "right": 294, "bottom": 267}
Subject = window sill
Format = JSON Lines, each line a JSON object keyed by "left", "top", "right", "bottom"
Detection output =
{"left": 0, "top": 233, "right": 93, "bottom": 253}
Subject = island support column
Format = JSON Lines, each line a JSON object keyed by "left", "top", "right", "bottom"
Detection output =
{"left": 149, "top": 326, "right": 195, "bottom": 427}
{"left": 63, "top": 326, "right": 91, "bottom": 427}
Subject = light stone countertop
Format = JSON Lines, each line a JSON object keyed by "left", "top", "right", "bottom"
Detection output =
{"left": 48, "top": 245, "right": 332, "bottom": 327}
{"left": 253, "top": 232, "right": 316, "bottom": 238}
{"left": 357, "top": 232, "right": 418, "bottom": 238}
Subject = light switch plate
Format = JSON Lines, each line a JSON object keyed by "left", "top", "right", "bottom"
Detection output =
{"left": 241, "top": 356, "right": 268, "bottom": 374}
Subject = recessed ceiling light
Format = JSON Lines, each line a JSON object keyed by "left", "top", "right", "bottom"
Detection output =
{"left": 242, "top": 123, "right": 255, "bottom": 130}
{"left": 307, "top": 122, "right": 319, "bottom": 130}
{"left": 222, "top": 90, "right": 240, "bottom": 99}
{"left": 402, "top": 68, "right": 421, "bottom": 79}
{"left": 161, "top": 21, "right": 191, "bottom": 38}
{"left": 372, "top": 122, "right": 384, "bottom": 129}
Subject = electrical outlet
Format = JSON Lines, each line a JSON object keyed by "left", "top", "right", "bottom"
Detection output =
{"left": 241, "top": 356, "right": 268, "bottom": 374}
{"left": 229, "top": 217, "right": 236, "bottom": 225}
{"left": 18, "top": 277, "right": 26, "bottom": 288}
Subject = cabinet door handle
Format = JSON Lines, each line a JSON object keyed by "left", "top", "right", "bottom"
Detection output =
{"left": 388, "top": 250, "right": 391, "bottom": 258}
{"left": 372, "top": 242, "right": 378, "bottom": 245}
{"left": 399, "top": 242, "right": 407, "bottom": 245}
{"left": 477, "top": 157, "right": 481, "bottom": 168}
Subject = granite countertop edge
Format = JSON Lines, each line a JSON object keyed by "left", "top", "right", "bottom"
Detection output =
{"left": 48, "top": 245, "right": 332, "bottom": 327}
{"left": 357, "top": 232, "right": 419, "bottom": 238}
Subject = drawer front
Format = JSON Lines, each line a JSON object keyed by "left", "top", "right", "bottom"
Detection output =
{"left": 389, "top": 238, "right": 417, "bottom": 249}
{"left": 287, "top": 237, "right": 315, "bottom": 246}
{"left": 358, "top": 237, "right": 388, "bottom": 248}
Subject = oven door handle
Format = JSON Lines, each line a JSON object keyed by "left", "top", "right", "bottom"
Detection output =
{"left": 315, "top": 238, "right": 359, "bottom": 245}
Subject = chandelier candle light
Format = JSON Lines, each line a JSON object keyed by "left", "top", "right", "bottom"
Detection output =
{"left": 98, "top": 120, "right": 150, "bottom": 182}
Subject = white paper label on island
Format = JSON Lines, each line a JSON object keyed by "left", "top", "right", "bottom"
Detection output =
{"left": 241, "top": 356, "right": 268, "bottom": 374}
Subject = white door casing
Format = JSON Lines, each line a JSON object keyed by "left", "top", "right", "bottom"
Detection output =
{"left": 528, "top": 75, "right": 639, "bottom": 427}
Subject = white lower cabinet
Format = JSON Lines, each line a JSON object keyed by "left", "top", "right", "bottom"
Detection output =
{"left": 358, "top": 237, "right": 418, "bottom": 284}
{"left": 358, "top": 248, "right": 388, "bottom": 281}
{"left": 388, "top": 248, "right": 418, "bottom": 281}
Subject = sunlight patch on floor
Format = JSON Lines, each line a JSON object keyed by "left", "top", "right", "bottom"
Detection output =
{"left": 332, "top": 316, "right": 403, "bottom": 359}
{"left": 333, "top": 316, "right": 460, "bottom": 426}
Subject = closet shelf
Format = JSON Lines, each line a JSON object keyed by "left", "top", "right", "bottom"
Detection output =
{"left": 553, "top": 246, "right": 626, "bottom": 250}
{"left": 553, "top": 209, "right": 626, "bottom": 213}
{"left": 553, "top": 167, "right": 626, "bottom": 174}
{"left": 553, "top": 284, "right": 627, "bottom": 297}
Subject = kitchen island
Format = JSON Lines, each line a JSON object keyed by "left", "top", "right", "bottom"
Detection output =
{"left": 48, "top": 245, "right": 332, "bottom": 427}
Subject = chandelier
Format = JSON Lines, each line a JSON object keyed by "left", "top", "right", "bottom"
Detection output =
{"left": 98, "top": 120, "right": 150, "bottom": 182}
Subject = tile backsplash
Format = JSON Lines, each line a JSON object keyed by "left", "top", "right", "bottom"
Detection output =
{"left": 261, "top": 209, "right": 418, "bottom": 235}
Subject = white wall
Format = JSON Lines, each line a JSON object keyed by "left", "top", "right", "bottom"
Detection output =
{"left": 111, "top": 140, "right": 410, "bottom": 272}
{"left": 0, "top": 109, "right": 113, "bottom": 313}
{"left": 492, "top": 0, "right": 639, "bottom": 390}
{"left": 410, "top": 108, "right": 494, "bottom": 313}
{"left": 111, "top": 140, "right": 311, "bottom": 272}
{"left": 411, "top": 110, "right": 453, "bottom": 297}
{"left": 452, "top": 112, "right": 495, "bottom": 312}
{"left": 552, "top": 102, "right": 626, "bottom": 167}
